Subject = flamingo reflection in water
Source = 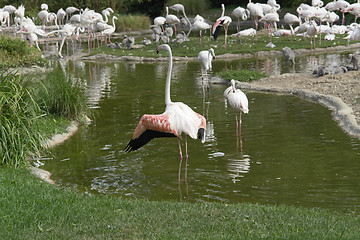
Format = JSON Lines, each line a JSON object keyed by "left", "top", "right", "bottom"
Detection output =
{"left": 198, "top": 48, "right": 215, "bottom": 117}
{"left": 125, "top": 44, "right": 206, "bottom": 183}
{"left": 224, "top": 79, "right": 249, "bottom": 146}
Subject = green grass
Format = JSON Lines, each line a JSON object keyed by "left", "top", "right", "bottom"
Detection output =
{"left": 217, "top": 69, "right": 267, "bottom": 82}
{"left": 88, "top": 32, "right": 352, "bottom": 58}
{"left": 0, "top": 167, "right": 359, "bottom": 239}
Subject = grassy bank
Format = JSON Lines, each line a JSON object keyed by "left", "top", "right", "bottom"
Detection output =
{"left": 0, "top": 67, "right": 89, "bottom": 167}
{"left": 1, "top": 167, "right": 359, "bottom": 239}
{"left": 0, "top": 35, "right": 48, "bottom": 69}
{"left": 216, "top": 69, "right": 267, "bottom": 82}
{"left": 89, "top": 32, "right": 352, "bottom": 58}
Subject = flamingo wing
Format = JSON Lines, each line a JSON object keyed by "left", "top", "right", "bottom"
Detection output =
{"left": 213, "top": 19, "right": 224, "bottom": 40}
{"left": 125, "top": 113, "right": 178, "bottom": 152}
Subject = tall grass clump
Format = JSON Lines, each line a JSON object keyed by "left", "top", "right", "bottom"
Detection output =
{"left": 36, "top": 70, "right": 90, "bottom": 121}
{"left": 0, "top": 72, "right": 44, "bottom": 167}
{"left": 166, "top": 0, "right": 210, "bottom": 15}
{"left": 0, "top": 36, "right": 48, "bottom": 69}
{"left": 115, "top": 14, "right": 151, "bottom": 32}
{"left": 216, "top": 69, "right": 267, "bottom": 82}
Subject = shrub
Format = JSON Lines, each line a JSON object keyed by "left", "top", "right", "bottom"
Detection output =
{"left": 0, "top": 36, "right": 48, "bottom": 69}
{"left": 115, "top": 14, "right": 151, "bottom": 32}
{"left": 166, "top": 0, "right": 210, "bottom": 15}
{"left": 0, "top": 72, "right": 44, "bottom": 167}
{"left": 36, "top": 69, "right": 90, "bottom": 121}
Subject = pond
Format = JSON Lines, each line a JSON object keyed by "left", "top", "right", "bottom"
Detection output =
{"left": 36, "top": 46, "right": 360, "bottom": 215}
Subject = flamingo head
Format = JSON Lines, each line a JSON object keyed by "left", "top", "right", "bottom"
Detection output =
{"left": 230, "top": 79, "right": 236, "bottom": 93}
{"left": 209, "top": 48, "right": 215, "bottom": 58}
{"left": 157, "top": 44, "right": 171, "bottom": 54}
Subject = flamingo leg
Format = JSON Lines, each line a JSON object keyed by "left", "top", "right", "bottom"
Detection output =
{"left": 178, "top": 138, "right": 183, "bottom": 183}
{"left": 235, "top": 110, "right": 239, "bottom": 139}
{"left": 224, "top": 26, "right": 228, "bottom": 49}
{"left": 239, "top": 111, "right": 242, "bottom": 138}
{"left": 184, "top": 135, "right": 188, "bottom": 182}
{"left": 205, "top": 68, "right": 210, "bottom": 93}
{"left": 72, "top": 38, "right": 75, "bottom": 56}
{"left": 66, "top": 40, "right": 69, "bottom": 56}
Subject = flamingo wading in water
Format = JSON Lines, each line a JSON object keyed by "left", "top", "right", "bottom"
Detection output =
{"left": 224, "top": 79, "right": 249, "bottom": 142}
{"left": 125, "top": 44, "right": 207, "bottom": 183}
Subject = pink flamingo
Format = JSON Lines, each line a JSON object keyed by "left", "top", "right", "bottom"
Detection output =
{"left": 125, "top": 44, "right": 206, "bottom": 183}
{"left": 213, "top": 4, "right": 232, "bottom": 49}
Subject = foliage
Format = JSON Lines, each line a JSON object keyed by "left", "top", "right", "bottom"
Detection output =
{"left": 114, "top": 14, "right": 151, "bottom": 32}
{"left": 0, "top": 36, "right": 48, "bottom": 69}
{"left": 216, "top": 69, "right": 267, "bottom": 82}
{"left": 0, "top": 72, "right": 44, "bottom": 167}
{"left": 35, "top": 69, "right": 90, "bottom": 121}
{"left": 166, "top": 0, "right": 210, "bottom": 15}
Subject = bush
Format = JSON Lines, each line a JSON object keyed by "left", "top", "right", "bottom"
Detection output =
{"left": 0, "top": 36, "right": 48, "bottom": 69}
{"left": 114, "top": 14, "right": 151, "bottom": 32}
{"left": 166, "top": 0, "right": 210, "bottom": 15}
{"left": 36, "top": 69, "right": 90, "bottom": 121}
{"left": 0, "top": 72, "right": 44, "bottom": 167}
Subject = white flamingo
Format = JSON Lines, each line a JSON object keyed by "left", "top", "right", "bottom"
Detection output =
{"left": 224, "top": 79, "right": 249, "bottom": 141}
{"left": 101, "top": 16, "right": 118, "bottom": 44}
{"left": 165, "top": 7, "right": 180, "bottom": 35}
{"left": 154, "top": 16, "right": 166, "bottom": 32}
{"left": 66, "top": 6, "right": 79, "bottom": 21}
{"left": 232, "top": 6, "right": 250, "bottom": 32}
{"left": 336, "top": 0, "right": 350, "bottom": 25}
{"left": 57, "top": 8, "right": 66, "bottom": 26}
{"left": 198, "top": 48, "right": 215, "bottom": 87}
{"left": 284, "top": 13, "right": 301, "bottom": 37}
{"left": 247, "top": 0, "right": 264, "bottom": 37}
{"left": 169, "top": 4, "right": 192, "bottom": 36}
{"left": 193, "top": 19, "right": 211, "bottom": 42}
{"left": 37, "top": 9, "right": 49, "bottom": 29}
{"left": 125, "top": 44, "right": 206, "bottom": 183}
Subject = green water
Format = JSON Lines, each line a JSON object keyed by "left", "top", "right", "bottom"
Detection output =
{"left": 39, "top": 59, "right": 360, "bottom": 214}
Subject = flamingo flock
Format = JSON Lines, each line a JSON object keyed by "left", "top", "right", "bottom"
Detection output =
{"left": 3, "top": 1, "right": 360, "bottom": 59}
{"left": 0, "top": 4, "right": 118, "bottom": 58}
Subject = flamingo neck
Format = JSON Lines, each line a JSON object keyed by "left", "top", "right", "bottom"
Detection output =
{"left": 231, "top": 80, "right": 236, "bottom": 92}
{"left": 166, "top": 7, "right": 169, "bottom": 17}
{"left": 221, "top": 5, "right": 225, "bottom": 18}
{"left": 207, "top": 50, "right": 212, "bottom": 68}
{"left": 182, "top": 10, "right": 191, "bottom": 27}
{"left": 112, "top": 16, "right": 116, "bottom": 28}
{"left": 165, "top": 46, "right": 173, "bottom": 106}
